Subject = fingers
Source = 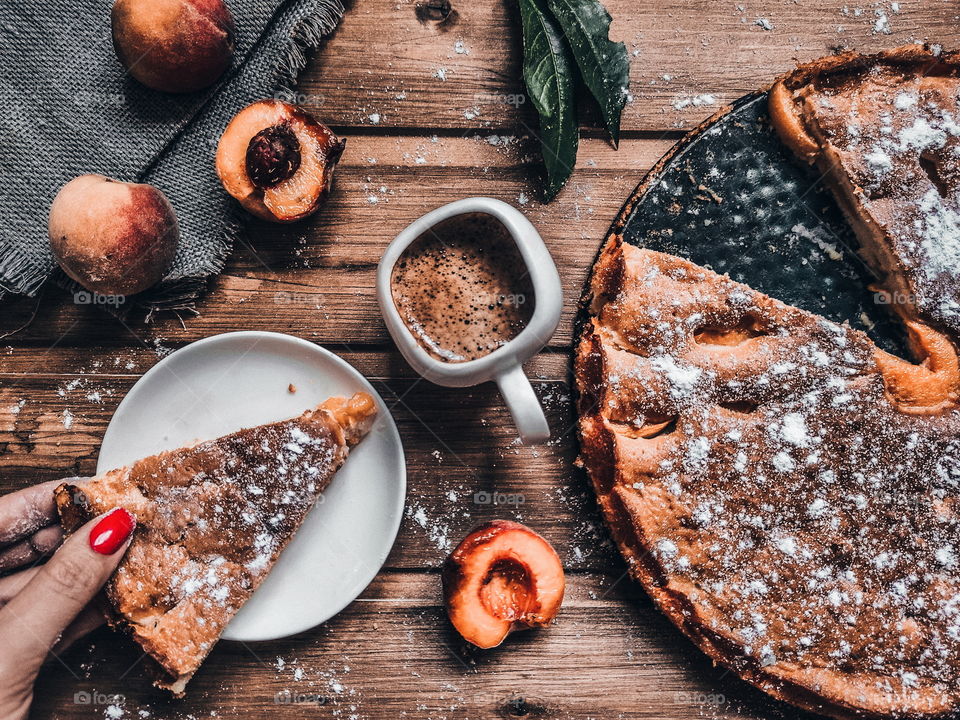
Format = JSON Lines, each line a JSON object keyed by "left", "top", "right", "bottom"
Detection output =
{"left": 0, "top": 567, "right": 39, "bottom": 607}
{"left": 0, "top": 479, "right": 69, "bottom": 546}
{"left": 0, "top": 508, "right": 135, "bottom": 672}
{"left": 0, "top": 568, "right": 106, "bottom": 655}
{"left": 0, "top": 526, "right": 63, "bottom": 573}
{"left": 0, "top": 477, "right": 85, "bottom": 574}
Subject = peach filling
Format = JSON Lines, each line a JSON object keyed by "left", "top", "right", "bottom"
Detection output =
{"left": 874, "top": 321, "right": 960, "bottom": 414}
{"left": 694, "top": 316, "right": 766, "bottom": 347}
{"left": 480, "top": 559, "right": 534, "bottom": 622}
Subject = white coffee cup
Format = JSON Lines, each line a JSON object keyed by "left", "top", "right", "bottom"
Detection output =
{"left": 376, "top": 197, "right": 562, "bottom": 444}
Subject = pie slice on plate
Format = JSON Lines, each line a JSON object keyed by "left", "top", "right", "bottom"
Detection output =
{"left": 576, "top": 238, "right": 960, "bottom": 719}
{"left": 55, "top": 392, "right": 376, "bottom": 695}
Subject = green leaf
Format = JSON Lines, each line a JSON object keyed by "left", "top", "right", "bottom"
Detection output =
{"left": 519, "top": 0, "right": 579, "bottom": 200}
{"left": 545, "top": 0, "right": 629, "bottom": 146}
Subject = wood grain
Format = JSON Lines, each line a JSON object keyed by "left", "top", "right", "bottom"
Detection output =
{"left": 5, "top": 2, "right": 959, "bottom": 718}
{"left": 302, "top": 0, "right": 960, "bottom": 132}
{"left": 0, "top": 350, "right": 614, "bottom": 572}
{"left": 1, "top": 135, "right": 675, "bottom": 348}
{"left": 30, "top": 572, "right": 811, "bottom": 720}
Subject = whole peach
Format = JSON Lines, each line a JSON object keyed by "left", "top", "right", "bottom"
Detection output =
{"left": 111, "top": 0, "right": 235, "bottom": 93}
{"left": 48, "top": 175, "right": 180, "bottom": 296}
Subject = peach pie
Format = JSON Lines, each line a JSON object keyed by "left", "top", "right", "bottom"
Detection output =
{"left": 55, "top": 393, "right": 376, "bottom": 694}
{"left": 576, "top": 46, "right": 960, "bottom": 720}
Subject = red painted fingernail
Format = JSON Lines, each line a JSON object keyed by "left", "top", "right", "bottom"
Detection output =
{"left": 89, "top": 508, "right": 136, "bottom": 555}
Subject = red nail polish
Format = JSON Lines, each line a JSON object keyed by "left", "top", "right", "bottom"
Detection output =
{"left": 89, "top": 508, "right": 136, "bottom": 555}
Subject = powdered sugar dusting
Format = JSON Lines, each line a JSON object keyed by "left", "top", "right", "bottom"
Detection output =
{"left": 579, "top": 241, "right": 960, "bottom": 700}
{"left": 90, "top": 410, "right": 353, "bottom": 676}
{"left": 805, "top": 55, "right": 960, "bottom": 331}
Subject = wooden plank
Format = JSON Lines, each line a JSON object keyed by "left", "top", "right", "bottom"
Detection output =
{"left": 301, "top": 0, "right": 960, "bottom": 133}
{"left": 29, "top": 570, "right": 794, "bottom": 720}
{"left": 1, "top": 135, "right": 676, "bottom": 348}
{"left": 0, "top": 347, "right": 574, "bottom": 380}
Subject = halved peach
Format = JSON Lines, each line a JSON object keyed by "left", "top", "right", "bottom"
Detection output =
{"left": 215, "top": 99, "right": 345, "bottom": 223}
{"left": 442, "top": 520, "right": 564, "bottom": 649}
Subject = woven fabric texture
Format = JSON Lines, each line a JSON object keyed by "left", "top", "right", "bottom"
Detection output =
{"left": 0, "top": 0, "right": 344, "bottom": 313}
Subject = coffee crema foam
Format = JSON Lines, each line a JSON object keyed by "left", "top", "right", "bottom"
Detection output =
{"left": 391, "top": 213, "right": 535, "bottom": 363}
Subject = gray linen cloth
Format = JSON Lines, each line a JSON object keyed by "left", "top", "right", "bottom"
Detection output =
{"left": 0, "top": 0, "right": 344, "bottom": 315}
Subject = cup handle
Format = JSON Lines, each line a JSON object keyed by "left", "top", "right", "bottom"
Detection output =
{"left": 495, "top": 364, "right": 550, "bottom": 444}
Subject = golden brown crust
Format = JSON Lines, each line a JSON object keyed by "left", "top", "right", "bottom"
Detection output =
{"left": 55, "top": 394, "right": 376, "bottom": 694}
{"left": 576, "top": 238, "right": 960, "bottom": 719}
{"left": 775, "top": 45, "right": 960, "bottom": 93}
{"left": 769, "top": 80, "right": 820, "bottom": 162}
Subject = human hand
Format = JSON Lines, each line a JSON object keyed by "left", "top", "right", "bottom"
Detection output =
{"left": 0, "top": 480, "right": 135, "bottom": 720}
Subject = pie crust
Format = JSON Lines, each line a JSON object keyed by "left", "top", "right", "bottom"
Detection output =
{"left": 770, "top": 44, "right": 960, "bottom": 414}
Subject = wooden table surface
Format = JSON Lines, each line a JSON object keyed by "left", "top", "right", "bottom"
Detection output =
{"left": 4, "top": 2, "right": 959, "bottom": 718}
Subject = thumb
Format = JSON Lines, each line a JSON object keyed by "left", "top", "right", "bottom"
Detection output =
{"left": 0, "top": 508, "right": 135, "bottom": 668}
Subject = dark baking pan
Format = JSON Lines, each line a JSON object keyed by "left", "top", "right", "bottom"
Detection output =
{"left": 581, "top": 90, "right": 907, "bottom": 356}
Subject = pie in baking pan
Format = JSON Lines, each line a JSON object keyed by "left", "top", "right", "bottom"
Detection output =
{"left": 576, "top": 45, "right": 960, "bottom": 720}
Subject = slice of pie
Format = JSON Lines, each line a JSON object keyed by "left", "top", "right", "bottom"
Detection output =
{"left": 770, "top": 44, "right": 960, "bottom": 338}
{"left": 55, "top": 392, "right": 376, "bottom": 695}
{"left": 576, "top": 238, "right": 960, "bottom": 718}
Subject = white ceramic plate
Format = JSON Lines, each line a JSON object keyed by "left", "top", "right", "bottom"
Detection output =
{"left": 97, "top": 331, "right": 406, "bottom": 642}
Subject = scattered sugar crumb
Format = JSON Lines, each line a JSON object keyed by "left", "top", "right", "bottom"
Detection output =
{"left": 873, "top": 9, "right": 891, "bottom": 33}
{"left": 406, "top": 503, "right": 452, "bottom": 552}
{"left": 152, "top": 339, "right": 174, "bottom": 358}
{"left": 673, "top": 93, "right": 718, "bottom": 110}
